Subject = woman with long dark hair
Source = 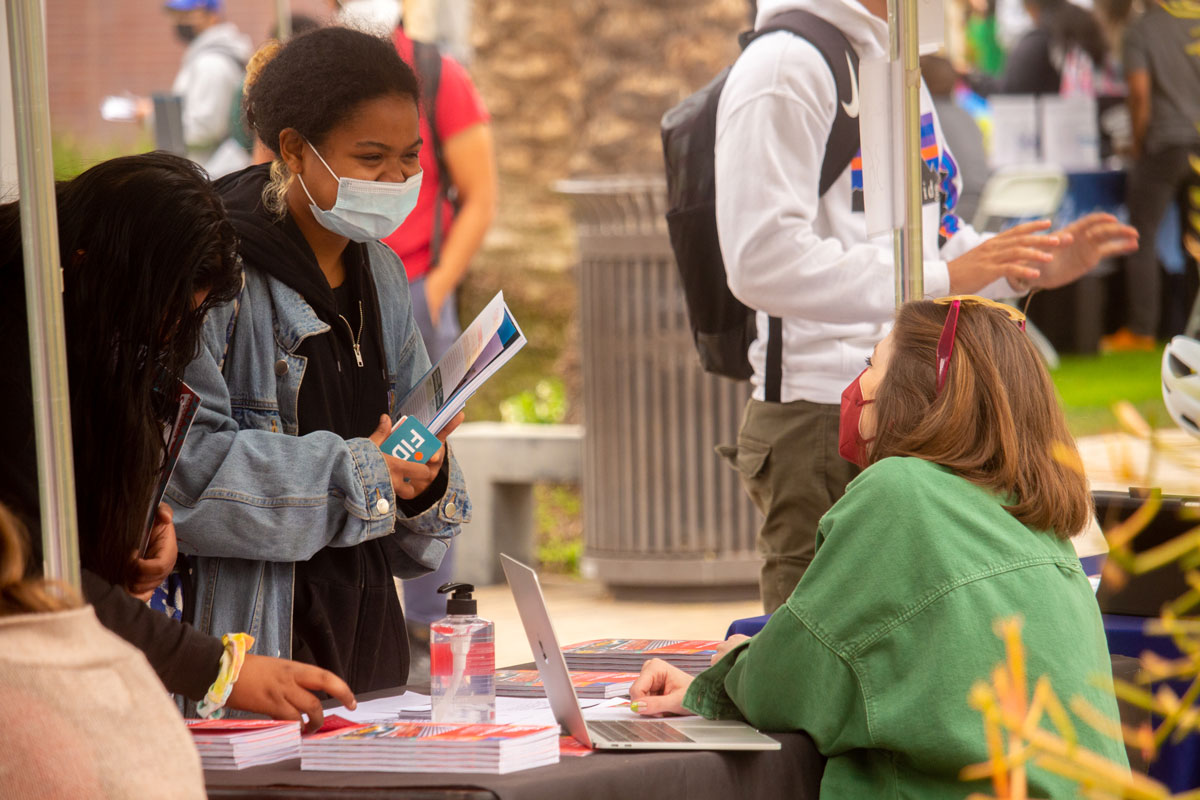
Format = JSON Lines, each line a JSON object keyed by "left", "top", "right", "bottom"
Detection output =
{"left": 630, "top": 297, "right": 1129, "bottom": 798}
{"left": 168, "top": 27, "right": 470, "bottom": 694}
{"left": 0, "top": 152, "right": 355, "bottom": 728}
{"left": 994, "top": 0, "right": 1110, "bottom": 94}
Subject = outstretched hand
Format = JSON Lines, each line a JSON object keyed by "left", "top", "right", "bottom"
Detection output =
{"left": 948, "top": 220, "right": 1058, "bottom": 295}
{"left": 227, "top": 655, "right": 357, "bottom": 734}
{"left": 1033, "top": 213, "right": 1138, "bottom": 290}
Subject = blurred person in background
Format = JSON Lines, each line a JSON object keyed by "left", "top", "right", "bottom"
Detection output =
{"left": 1101, "top": 0, "right": 1200, "bottom": 350}
{"left": 983, "top": 0, "right": 1108, "bottom": 94}
{"left": 922, "top": 54, "right": 991, "bottom": 225}
{"left": 137, "top": 0, "right": 252, "bottom": 177}
{"left": 962, "top": 0, "right": 1007, "bottom": 77}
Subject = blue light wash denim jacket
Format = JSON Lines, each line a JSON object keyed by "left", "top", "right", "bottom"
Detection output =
{"left": 166, "top": 241, "right": 470, "bottom": 661}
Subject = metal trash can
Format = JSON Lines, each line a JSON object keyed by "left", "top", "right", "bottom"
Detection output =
{"left": 557, "top": 176, "right": 761, "bottom": 591}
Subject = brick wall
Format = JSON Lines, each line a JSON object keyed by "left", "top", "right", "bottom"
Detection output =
{"left": 45, "top": 0, "right": 327, "bottom": 149}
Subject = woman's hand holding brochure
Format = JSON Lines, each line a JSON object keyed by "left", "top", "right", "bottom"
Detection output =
{"left": 369, "top": 412, "right": 464, "bottom": 500}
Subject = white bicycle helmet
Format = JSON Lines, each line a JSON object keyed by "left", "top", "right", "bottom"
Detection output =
{"left": 1162, "top": 335, "right": 1200, "bottom": 439}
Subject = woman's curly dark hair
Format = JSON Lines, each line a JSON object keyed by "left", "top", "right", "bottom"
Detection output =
{"left": 245, "top": 25, "right": 420, "bottom": 155}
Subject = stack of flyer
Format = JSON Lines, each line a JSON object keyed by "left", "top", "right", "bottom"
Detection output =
{"left": 495, "top": 669, "right": 637, "bottom": 699}
{"left": 561, "top": 639, "right": 721, "bottom": 675}
{"left": 301, "top": 722, "right": 559, "bottom": 774}
{"left": 185, "top": 719, "right": 301, "bottom": 770}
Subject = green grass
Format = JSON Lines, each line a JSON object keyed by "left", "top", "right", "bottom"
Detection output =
{"left": 1050, "top": 348, "right": 1168, "bottom": 437}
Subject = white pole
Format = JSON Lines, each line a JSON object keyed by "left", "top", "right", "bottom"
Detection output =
{"left": 889, "top": 0, "right": 924, "bottom": 307}
{"left": 6, "top": 0, "right": 82, "bottom": 589}
{"left": 275, "top": 0, "right": 292, "bottom": 40}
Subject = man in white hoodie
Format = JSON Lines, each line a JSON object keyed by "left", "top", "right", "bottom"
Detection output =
{"left": 161, "top": 0, "right": 252, "bottom": 172}
{"left": 717, "top": 0, "right": 1138, "bottom": 613}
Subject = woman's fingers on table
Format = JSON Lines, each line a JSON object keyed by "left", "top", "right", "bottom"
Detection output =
{"left": 630, "top": 658, "right": 694, "bottom": 717}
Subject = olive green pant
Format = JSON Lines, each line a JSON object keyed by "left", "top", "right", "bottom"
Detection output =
{"left": 719, "top": 398, "right": 859, "bottom": 614}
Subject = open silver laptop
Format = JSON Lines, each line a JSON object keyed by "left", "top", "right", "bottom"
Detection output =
{"left": 500, "top": 554, "right": 780, "bottom": 751}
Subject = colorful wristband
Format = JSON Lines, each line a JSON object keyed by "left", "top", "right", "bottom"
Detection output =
{"left": 196, "top": 632, "right": 254, "bottom": 719}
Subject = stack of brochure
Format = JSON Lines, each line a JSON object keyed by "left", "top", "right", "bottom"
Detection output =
{"left": 561, "top": 639, "right": 721, "bottom": 675}
{"left": 495, "top": 669, "right": 638, "bottom": 699}
{"left": 185, "top": 719, "right": 301, "bottom": 770}
{"left": 301, "top": 722, "right": 560, "bottom": 774}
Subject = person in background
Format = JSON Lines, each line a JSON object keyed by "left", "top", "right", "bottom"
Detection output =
{"left": 169, "top": 27, "right": 470, "bottom": 696}
{"left": 1100, "top": 0, "right": 1200, "bottom": 351}
{"left": 987, "top": 0, "right": 1109, "bottom": 94}
{"left": 139, "top": 0, "right": 252, "bottom": 176}
{"left": 0, "top": 152, "right": 356, "bottom": 730}
{"left": 963, "top": 0, "right": 1007, "bottom": 77}
{"left": 921, "top": 54, "right": 991, "bottom": 226}
{"left": 0, "top": 503, "right": 206, "bottom": 798}
{"left": 631, "top": 297, "right": 1129, "bottom": 799}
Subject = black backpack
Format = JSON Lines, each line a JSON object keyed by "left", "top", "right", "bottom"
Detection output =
{"left": 661, "top": 10, "right": 861, "bottom": 394}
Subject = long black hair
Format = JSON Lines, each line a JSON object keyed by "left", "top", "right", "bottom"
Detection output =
{"left": 0, "top": 152, "right": 241, "bottom": 584}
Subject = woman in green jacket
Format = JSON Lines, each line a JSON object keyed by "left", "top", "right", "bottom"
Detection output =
{"left": 632, "top": 296, "right": 1128, "bottom": 799}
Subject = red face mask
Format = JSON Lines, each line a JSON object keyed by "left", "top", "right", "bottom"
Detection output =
{"left": 838, "top": 368, "right": 875, "bottom": 468}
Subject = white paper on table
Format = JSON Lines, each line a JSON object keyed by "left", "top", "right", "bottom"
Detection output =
{"left": 918, "top": 0, "right": 946, "bottom": 54}
{"left": 325, "top": 691, "right": 435, "bottom": 724}
{"left": 100, "top": 95, "right": 137, "bottom": 122}
{"left": 1039, "top": 95, "right": 1099, "bottom": 171}
{"left": 859, "top": 57, "right": 905, "bottom": 237}
{"left": 496, "top": 696, "right": 610, "bottom": 727}
{"left": 988, "top": 95, "right": 1040, "bottom": 168}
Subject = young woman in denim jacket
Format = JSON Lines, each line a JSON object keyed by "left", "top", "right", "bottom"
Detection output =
{"left": 167, "top": 27, "right": 471, "bottom": 693}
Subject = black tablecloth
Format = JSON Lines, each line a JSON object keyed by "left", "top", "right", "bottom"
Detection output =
{"left": 204, "top": 687, "right": 826, "bottom": 800}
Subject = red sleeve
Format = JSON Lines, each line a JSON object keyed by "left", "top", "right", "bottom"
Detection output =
{"left": 434, "top": 53, "right": 490, "bottom": 141}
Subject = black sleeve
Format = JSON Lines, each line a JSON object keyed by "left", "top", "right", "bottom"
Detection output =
{"left": 82, "top": 569, "right": 224, "bottom": 701}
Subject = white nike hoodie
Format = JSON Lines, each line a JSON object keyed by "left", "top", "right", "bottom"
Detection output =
{"left": 716, "top": 0, "right": 1004, "bottom": 404}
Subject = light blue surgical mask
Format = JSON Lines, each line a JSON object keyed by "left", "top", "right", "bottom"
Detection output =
{"left": 297, "top": 139, "right": 422, "bottom": 242}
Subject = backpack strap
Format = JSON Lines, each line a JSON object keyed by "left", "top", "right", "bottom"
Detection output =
{"left": 747, "top": 9, "right": 860, "bottom": 197}
{"left": 742, "top": 10, "right": 860, "bottom": 402}
{"left": 412, "top": 40, "right": 455, "bottom": 270}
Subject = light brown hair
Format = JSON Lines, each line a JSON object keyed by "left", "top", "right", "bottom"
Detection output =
{"left": 0, "top": 503, "right": 81, "bottom": 616}
{"left": 868, "top": 300, "right": 1090, "bottom": 538}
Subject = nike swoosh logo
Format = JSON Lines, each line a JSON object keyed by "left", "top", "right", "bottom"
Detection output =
{"left": 841, "top": 52, "right": 860, "bottom": 119}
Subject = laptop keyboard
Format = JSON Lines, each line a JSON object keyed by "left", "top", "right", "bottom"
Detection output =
{"left": 588, "top": 720, "right": 695, "bottom": 744}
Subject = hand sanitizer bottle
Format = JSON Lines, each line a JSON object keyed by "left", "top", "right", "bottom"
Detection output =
{"left": 430, "top": 582, "right": 495, "bottom": 724}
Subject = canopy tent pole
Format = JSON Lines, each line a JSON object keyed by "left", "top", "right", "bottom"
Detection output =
{"left": 889, "top": 0, "right": 925, "bottom": 307}
{"left": 275, "top": 0, "right": 292, "bottom": 41}
{"left": 6, "top": 0, "right": 81, "bottom": 589}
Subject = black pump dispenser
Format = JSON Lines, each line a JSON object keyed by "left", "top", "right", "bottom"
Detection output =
{"left": 437, "top": 582, "right": 477, "bottom": 615}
